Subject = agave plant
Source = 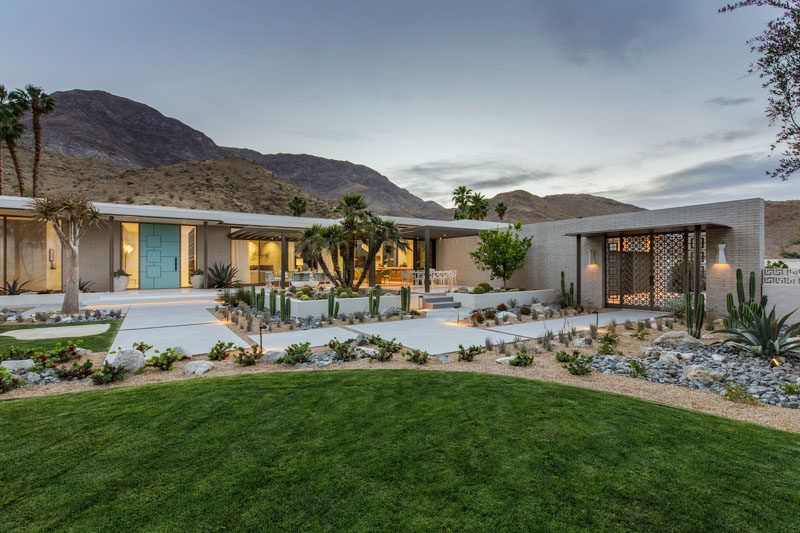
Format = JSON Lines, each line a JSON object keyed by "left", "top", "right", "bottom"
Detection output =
{"left": 79, "top": 279, "right": 94, "bottom": 293}
{"left": 0, "top": 278, "right": 30, "bottom": 295}
{"left": 720, "top": 306, "right": 800, "bottom": 357}
{"left": 207, "top": 263, "right": 238, "bottom": 288}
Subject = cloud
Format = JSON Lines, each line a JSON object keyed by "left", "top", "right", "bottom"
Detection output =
{"left": 596, "top": 153, "right": 790, "bottom": 207}
{"left": 392, "top": 158, "right": 557, "bottom": 204}
{"left": 534, "top": 1, "right": 692, "bottom": 66}
{"left": 705, "top": 96, "right": 756, "bottom": 107}
{"left": 648, "top": 128, "right": 761, "bottom": 154}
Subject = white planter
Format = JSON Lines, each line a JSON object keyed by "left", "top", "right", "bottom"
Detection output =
{"left": 113, "top": 276, "right": 130, "bottom": 292}
{"left": 190, "top": 274, "right": 205, "bottom": 289}
{"left": 450, "top": 289, "right": 556, "bottom": 309}
{"left": 288, "top": 294, "right": 402, "bottom": 319}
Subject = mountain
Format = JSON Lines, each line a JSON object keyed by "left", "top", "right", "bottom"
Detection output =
{"left": 479, "top": 190, "right": 644, "bottom": 223}
{"left": 1, "top": 147, "right": 332, "bottom": 217}
{"left": 23, "top": 89, "right": 447, "bottom": 218}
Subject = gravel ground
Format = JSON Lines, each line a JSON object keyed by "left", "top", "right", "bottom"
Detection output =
{"left": 3, "top": 346, "right": 799, "bottom": 435}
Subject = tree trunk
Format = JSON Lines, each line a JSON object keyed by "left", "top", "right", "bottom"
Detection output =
{"left": 354, "top": 242, "right": 381, "bottom": 291}
{"left": 8, "top": 144, "right": 24, "bottom": 196}
{"left": 32, "top": 106, "right": 41, "bottom": 197}
{"left": 0, "top": 139, "right": 3, "bottom": 196}
{"left": 62, "top": 243, "right": 80, "bottom": 315}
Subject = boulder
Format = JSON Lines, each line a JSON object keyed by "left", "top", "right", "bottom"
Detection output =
{"left": 315, "top": 359, "right": 332, "bottom": 368}
{"left": 358, "top": 347, "right": 378, "bottom": 358}
{"left": 658, "top": 352, "right": 680, "bottom": 365}
{"left": 172, "top": 346, "right": 193, "bottom": 359}
{"left": 678, "top": 352, "right": 695, "bottom": 361}
{"left": 495, "top": 356, "right": 514, "bottom": 364}
{"left": 104, "top": 349, "right": 145, "bottom": 374}
{"left": 355, "top": 334, "right": 369, "bottom": 346}
{"left": 639, "top": 346, "right": 660, "bottom": 358}
{"left": 184, "top": 361, "right": 214, "bottom": 375}
{"left": 75, "top": 348, "right": 93, "bottom": 357}
{"left": 1, "top": 359, "right": 35, "bottom": 373}
{"left": 684, "top": 365, "right": 725, "bottom": 383}
{"left": 653, "top": 331, "right": 704, "bottom": 348}
{"left": 435, "top": 354, "right": 450, "bottom": 364}
{"left": 259, "top": 350, "right": 283, "bottom": 363}
{"left": 573, "top": 337, "right": 593, "bottom": 348}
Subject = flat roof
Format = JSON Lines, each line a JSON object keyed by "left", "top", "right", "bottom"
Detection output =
{"left": 564, "top": 222, "right": 732, "bottom": 237}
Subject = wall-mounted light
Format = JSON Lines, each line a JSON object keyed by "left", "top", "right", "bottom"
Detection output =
{"left": 715, "top": 243, "right": 727, "bottom": 265}
{"left": 588, "top": 249, "right": 598, "bottom": 266}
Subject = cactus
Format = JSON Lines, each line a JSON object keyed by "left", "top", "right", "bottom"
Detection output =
{"left": 333, "top": 301, "right": 340, "bottom": 319}
{"left": 328, "top": 288, "right": 335, "bottom": 317}
{"left": 685, "top": 292, "right": 705, "bottom": 338}
{"left": 285, "top": 298, "right": 291, "bottom": 322}
{"left": 269, "top": 291, "right": 276, "bottom": 316}
{"left": 279, "top": 291, "right": 286, "bottom": 321}
{"left": 724, "top": 269, "right": 768, "bottom": 328}
{"left": 558, "top": 271, "right": 574, "bottom": 308}
{"left": 569, "top": 282, "right": 574, "bottom": 306}
{"left": 400, "top": 286, "right": 411, "bottom": 312}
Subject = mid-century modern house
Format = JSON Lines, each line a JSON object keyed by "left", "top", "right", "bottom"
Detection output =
{"left": 0, "top": 195, "right": 765, "bottom": 314}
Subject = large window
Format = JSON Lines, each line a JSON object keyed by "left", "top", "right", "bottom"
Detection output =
{"left": 2, "top": 217, "right": 61, "bottom": 292}
{"left": 121, "top": 223, "right": 139, "bottom": 289}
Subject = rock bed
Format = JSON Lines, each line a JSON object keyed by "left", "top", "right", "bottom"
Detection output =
{"left": 589, "top": 332, "right": 800, "bottom": 409}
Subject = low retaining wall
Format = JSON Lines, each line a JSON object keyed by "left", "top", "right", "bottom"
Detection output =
{"left": 762, "top": 268, "right": 800, "bottom": 322}
{"left": 289, "top": 295, "right": 402, "bottom": 319}
{"left": 450, "top": 289, "right": 555, "bottom": 309}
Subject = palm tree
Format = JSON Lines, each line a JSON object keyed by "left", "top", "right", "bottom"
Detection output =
{"left": 452, "top": 186, "right": 471, "bottom": 219}
{"left": 334, "top": 193, "right": 373, "bottom": 288}
{"left": 297, "top": 224, "right": 340, "bottom": 286}
{"left": 288, "top": 195, "right": 307, "bottom": 216}
{"left": 353, "top": 219, "right": 410, "bottom": 290}
{"left": 10, "top": 85, "right": 56, "bottom": 197}
{"left": 467, "top": 192, "right": 489, "bottom": 220}
{"left": 0, "top": 86, "right": 26, "bottom": 196}
{"left": 495, "top": 201, "right": 508, "bottom": 221}
{"left": 31, "top": 193, "right": 102, "bottom": 314}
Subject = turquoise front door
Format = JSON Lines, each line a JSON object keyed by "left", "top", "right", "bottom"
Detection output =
{"left": 139, "top": 224, "right": 180, "bottom": 289}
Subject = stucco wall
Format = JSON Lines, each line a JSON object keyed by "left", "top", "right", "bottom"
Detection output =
{"left": 78, "top": 223, "right": 116, "bottom": 292}
{"left": 762, "top": 268, "right": 800, "bottom": 323}
{"left": 198, "top": 224, "right": 232, "bottom": 272}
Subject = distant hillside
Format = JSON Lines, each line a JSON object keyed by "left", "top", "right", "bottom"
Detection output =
{"left": 1, "top": 147, "right": 332, "bottom": 216}
{"left": 24, "top": 89, "right": 447, "bottom": 218}
{"left": 765, "top": 200, "right": 800, "bottom": 258}
{"left": 479, "top": 190, "right": 644, "bottom": 223}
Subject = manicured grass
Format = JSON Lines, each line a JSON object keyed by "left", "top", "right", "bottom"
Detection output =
{"left": 1, "top": 370, "right": 799, "bottom": 531}
{"left": 0, "top": 320, "right": 122, "bottom": 354}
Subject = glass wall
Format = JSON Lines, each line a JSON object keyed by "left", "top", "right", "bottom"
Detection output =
{"left": 121, "top": 223, "right": 139, "bottom": 289}
{"left": 180, "top": 226, "right": 196, "bottom": 287}
{"left": 3, "top": 217, "right": 62, "bottom": 292}
{"left": 230, "top": 238, "right": 303, "bottom": 285}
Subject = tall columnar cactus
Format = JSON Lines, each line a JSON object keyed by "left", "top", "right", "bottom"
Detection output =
{"left": 724, "top": 269, "right": 768, "bottom": 328}
{"left": 328, "top": 288, "right": 335, "bottom": 317}
{"left": 400, "top": 286, "right": 411, "bottom": 312}
{"left": 258, "top": 288, "right": 265, "bottom": 311}
{"left": 269, "top": 290, "right": 276, "bottom": 316}
{"left": 685, "top": 292, "right": 705, "bottom": 338}
{"left": 333, "top": 301, "right": 340, "bottom": 319}
{"left": 285, "top": 298, "right": 291, "bottom": 322}
{"left": 558, "top": 271, "right": 574, "bottom": 308}
{"left": 569, "top": 282, "right": 574, "bottom": 307}
{"left": 279, "top": 291, "right": 286, "bottom": 321}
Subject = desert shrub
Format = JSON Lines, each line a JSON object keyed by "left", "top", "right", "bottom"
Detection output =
{"left": 472, "top": 286, "right": 485, "bottom": 294}
{"left": 457, "top": 344, "right": 485, "bottom": 361}
{"left": 520, "top": 306, "right": 531, "bottom": 315}
{"left": 471, "top": 311, "right": 485, "bottom": 324}
{"left": 405, "top": 348, "right": 429, "bottom": 365}
{"left": 509, "top": 345, "right": 534, "bottom": 366}
{"left": 508, "top": 298, "right": 518, "bottom": 308}
{"left": 233, "top": 346, "right": 257, "bottom": 366}
{"left": 477, "top": 282, "right": 492, "bottom": 293}
{"left": 627, "top": 359, "right": 648, "bottom": 378}
{"left": 624, "top": 320, "right": 634, "bottom": 330}
{"left": 780, "top": 382, "right": 800, "bottom": 396}
{"left": 723, "top": 383, "right": 759, "bottom": 405}
{"left": 90, "top": 362, "right": 125, "bottom": 385}
{"left": 632, "top": 330, "right": 650, "bottom": 341}
{"left": 328, "top": 338, "right": 358, "bottom": 361}
{"left": 133, "top": 341, "right": 153, "bottom": 353}
{"left": 663, "top": 297, "right": 685, "bottom": 318}
{"left": 54, "top": 360, "right": 94, "bottom": 380}
{"left": 208, "top": 341, "right": 235, "bottom": 361}
{"left": 563, "top": 355, "right": 594, "bottom": 375}
{"left": 484, "top": 308, "right": 497, "bottom": 320}
{"left": 0, "top": 367, "right": 26, "bottom": 392}
{"left": 597, "top": 333, "right": 619, "bottom": 356}
{"left": 278, "top": 342, "right": 313, "bottom": 364}
{"left": 496, "top": 303, "right": 508, "bottom": 312}
{"left": 146, "top": 348, "right": 185, "bottom": 371}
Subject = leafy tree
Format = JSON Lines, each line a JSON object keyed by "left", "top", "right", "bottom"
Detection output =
{"left": 0, "top": 86, "right": 25, "bottom": 196}
{"left": 470, "top": 222, "right": 532, "bottom": 289}
{"left": 494, "top": 201, "right": 508, "bottom": 221}
{"left": 721, "top": 1, "right": 800, "bottom": 179}
{"left": 10, "top": 85, "right": 55, "bottom": 196}
{"left": 288, "top": 195, "right": 307, "bottom": 216}
{"left": 31, "top": 194, "right": 102, "bottom": 314}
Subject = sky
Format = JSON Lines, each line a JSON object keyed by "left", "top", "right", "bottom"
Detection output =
{"left": 3, "top": 0, "right": 798, "bottom": 208}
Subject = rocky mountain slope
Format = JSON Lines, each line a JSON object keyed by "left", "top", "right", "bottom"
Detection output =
{"left": 1, "top": 147, "right": 332, "bottom": 217}
{"left": 765, "top": 200, "right": 800, "bottom": 258}
{"left": 479, "top": 190, "right": 644, "bottom": 223}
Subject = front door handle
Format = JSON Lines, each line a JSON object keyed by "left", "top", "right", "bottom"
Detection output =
{"left": 174, "top": 257, "right": 178, "bottom": 271}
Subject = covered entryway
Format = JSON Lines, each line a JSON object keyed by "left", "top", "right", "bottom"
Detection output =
{"left": 604, "top": 229, "right": 704, "bottom": 310}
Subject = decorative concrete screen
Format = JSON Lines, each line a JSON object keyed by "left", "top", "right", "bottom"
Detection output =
{"left": 762, "top": 268, "right": 800, "bottom": 321}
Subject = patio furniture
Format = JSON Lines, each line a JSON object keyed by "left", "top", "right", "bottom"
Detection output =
{"left": 264, "top": 271, "right": 280, "bottom": 288}
{"left": 400, "top": 269, "right": 456, "bottom": 289}
{"left": 291, "top": 272, "right": 315, "bottom": 287}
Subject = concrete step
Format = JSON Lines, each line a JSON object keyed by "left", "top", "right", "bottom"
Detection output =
{"left": 426, "top": 301, "right": 461, "bottom": 309}
{"left": 421, "top": 296, "right": 454, "bottom": 303}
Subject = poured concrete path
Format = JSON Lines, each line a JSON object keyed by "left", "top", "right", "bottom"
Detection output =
{"left": 0, "top": 323, "right": 110, "bottom": 340}
{"left": 484, "top": 310, "right": 668, "bottom": 338}
{"left": 250, "top": 327, "right": 359, "bottom": 351}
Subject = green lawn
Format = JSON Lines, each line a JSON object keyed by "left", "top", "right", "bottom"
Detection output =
{"left": 0, "top": 319, "right": 122, "bottom": 354}
{"left": 1, "top": 370, "right": 799, "bottom": 532}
